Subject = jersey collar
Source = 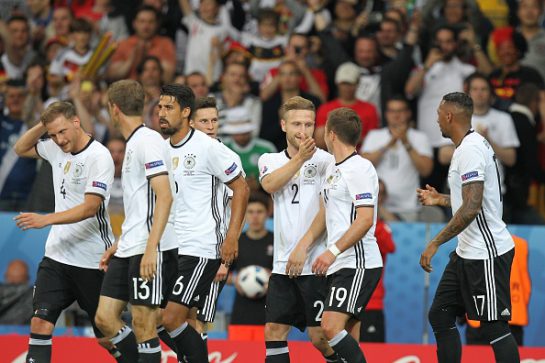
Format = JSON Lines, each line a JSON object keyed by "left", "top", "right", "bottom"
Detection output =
{"left": 283, "top": 149, "right": 291, "bottom": 159}
{"left": 170, "top": 127, "right": 195, "bottom": 148}
{"left": 335, "top": 151, "right": 357, "bottom": 166}
{"left": 457, "top": 129, "right": 474, "bottom": 148}
{"left": 71, "top": 137, "right": 94, "bottom": 156}
{"left": 126, "top": 124, "right": 145, "bottom": 143}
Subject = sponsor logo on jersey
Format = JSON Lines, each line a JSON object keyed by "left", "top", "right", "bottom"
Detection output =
{"left": 92, "top": 181, "right": 107, "bottom": 190}
{"left": 461, "top": 171, "right": 479, "bottom": 181}
{"left": 145, "top": 160, "right": 164, "bottom": 169}
{"left": 355, "top": 193, "right": 372, "bottom": 200}
{"left": 225, "top": 162, "right": 237, "bottom": 175}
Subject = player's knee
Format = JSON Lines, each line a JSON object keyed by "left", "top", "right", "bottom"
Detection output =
{"left": 161, "top": 305, "right": 184, "bottom": 331}
{"left": 94, "top": 309, "right": 112, "bottom": 333}
{"left": 480, "top": 321, "right": 511, "bottom": 343}
{"left": 308, "top": 329, "right": 330, "bottom": 353}
{"left": 264, "top": 323, "right": 289, "bottom": 341}
{"left": 428, "top": 306, "right": 456, "bottom": 332}
{"left": 30, "top": 317, "right": 54, "bottom": 335}
{"left": 320, "top": 318, "right": 341, "bottom": 341}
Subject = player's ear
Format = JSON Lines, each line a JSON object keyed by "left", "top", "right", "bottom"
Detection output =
{"left": 280, "top": 118, "right": 287, "bottom": 132}
{"left": 182, "top": 106, "right": 191, "bottom": 119}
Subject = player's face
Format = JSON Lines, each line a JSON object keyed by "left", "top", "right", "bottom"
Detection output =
{"left": 157, "top": 95, "right": 184, "bottom": 136}
{"left": 468, "top": 78, "right": 491, "bottom": 108}
{"left": 246, "top": 202, "right": 267, "bottom": 231}
{"left": 281, "top": 110, "right": 315, "bottom": 149}
{"left": 46, "top": 115, "right": 79, "bottom": 153}
{"left": 190, "top": 107, "right": 219, "bottom": 138}
{"left": 437, "top": 101, "right": 451, "bottom": 138}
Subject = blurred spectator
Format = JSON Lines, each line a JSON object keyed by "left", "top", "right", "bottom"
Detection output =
{"left": 518, "top": 0, "right": 545, "bottom": 81}
{"left": 406, "top": 25, "right": 474, "bottom": 191}
{"left": 474, "top": 0, "right": 513, "bottom": 28}
{"left": 0, "top": 259, "right": 33, "bottom": 325}
{"left": 315, "top": 62, "right": 379, "bottom": 150}
{"left": 488, "top": 26, "right": 544, "bottom": 110}
{"left": 222, "top": 107, "right": 277, "bottom": 192}
{"left": 376, "top": 17, "right": 403, "bottom": 60}
{"left": 361, "top": 96, "right": 433, "bottom": 222}
{"left": 240, "top": 8, "right": 286, "bottom": 83}
{"left": 260, "top": 33, "right": 328, "bottom": 103}
{"left": 22, "top": 60, "right": 47, "bottom": 126}
{"left": 79, "top": 0, "right": 129, "bottom": 41}
{"left": 137, "top": 55, "right": 163, "bottom": 127}
{"left": 0, "top": 15, "right": 35, "bottom": 80}
{"left": 292, "top": 0, "right": 331, "bottom": 35}
{"left": 0, "top": 79, "right": 37, "bottom": 211}
{"left": 142, "top": 0, "right": 183, "bottom": 40}
{"left": 314, "top": 0, "right": 358, "bottom": 61}
{"left": 107, "top": 5, "right": 175, "bottom": 82}
{"left": 106, "top": 136, "right": 125, "bottom": 238}
{"left": 214, "top": 62, "right": 261, "bottom": 136}
{"left": 68, "top": 79, "right": 110, "bottom": 143}
{"left": 48, "top": 18, "right": 93, "bottom": 98}
{"left": 466, "top": 72, "right": 518, "bottom": 191}
{"left": 360, "top": 180, "right": 396, "bottom": 342}
{"left": 259, "top": 60, "right": 321, "bottom": 150}
{"left": 26, "top": 0, "right": 53, "bottom": 50}
{"left": 466, "top": 235, "right": 531, "bottom": 346}
{"left": 505, "top": 82, "right": 545, "bottom": 224}
{"left": 49, "top": 6, "right": 73, "bottom": 42}
{"left": 186, "top": 71, "right": 210, "bottom": 98}
{"left": 179, "top": 0, "right": 236, "bottom": 82}
{"left": 228, "top": 193, "right": 273, "bottom": 341}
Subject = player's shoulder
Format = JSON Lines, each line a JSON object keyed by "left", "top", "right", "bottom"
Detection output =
{"left": 258, "top": 150, "right": 285, "bottom": 164}
{"left": 341, "top": 154, "right": 377, "bottom": 177}
{"left": 312, "top": 148, "right": 335, "bottom": 163}
{"left": 457, "top": 132, "right": 489, "bottom": 157}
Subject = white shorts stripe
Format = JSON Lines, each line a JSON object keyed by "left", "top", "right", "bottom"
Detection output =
{"left": 181, "top": 258, "right": 207, "bottom": 304}
{"left": 347, "top": 269, "right": 365, "bottom": 314}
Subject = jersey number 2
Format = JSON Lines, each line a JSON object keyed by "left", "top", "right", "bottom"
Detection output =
{"left": 291, "top": 184, "right": 299, "bottom": 204}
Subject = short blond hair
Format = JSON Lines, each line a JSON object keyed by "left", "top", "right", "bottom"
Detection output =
{"left": 107, "top": 80, "right": 145, "bottom": 116}
{"left": 279, "top": 96, "right": 315, "bottom": 120}
{"left": 40, "top": 101, "right": 77, "bottom": 125}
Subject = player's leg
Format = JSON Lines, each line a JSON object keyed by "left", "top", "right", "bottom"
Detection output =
{"left": 298, "top": 275, "right": 339, "bottom": 362}
{"left": 346, "top": 319, "right": 361, "bottom": 341}
{"left": 196, "top": 279, "right": 225, "bottom": 352}
{"left": 467, "top": 249, "right": 519, "bottom": 362}
{"left": 156, "top": 249, "right": 180, "bottom": 356}
{"left": 264, "top": 323, "right": 291, "bottom": 363}
{"left": 70, "top": 264, "right": 123, "bottom": 361}
{"left": 163, "top": 255, "right": 219, "bottom": 363}
{"left": 132, "top": 305, "right": 162, "bottom": 363}
{"left": 95, "top": 256, "right": 138, "bottom": 362}
{"left": 27, "top": 258, "right": 74, "bottom": 363}
{"left": 428, "top": 253, "right": 464, "bottom": 363}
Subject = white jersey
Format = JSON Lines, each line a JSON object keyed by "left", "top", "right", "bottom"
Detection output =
{"left": 322, "top": 153, "right": 382, "bottom": 274}
{"left": 36, "top": 138, "right": 114, "bottom": 269}
{"left": 117, "top": 125, "right": 177, "bottom": 258}
{"left": 169, "top": 129, "right": 244, "bottom": 259}
{"left": 448, "top": 131, "right": 514, "bottom": 260}
{"left": 49, "top": 47, "right": 92, "bottom": 78}
{"left": 258, "top": 148, "right": 334, "bottom": 275}
{"left": 361, "top": 128, "right": 433, "bottom": 213}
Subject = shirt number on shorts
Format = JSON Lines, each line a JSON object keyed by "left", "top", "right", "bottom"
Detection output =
{"left": 329, "top": 287, "right": 348, "bottom": 308}
{"left": 313, "top": 300, "right": 324, "bottom": 322}
{"left": 472, "top": 295, "right": 485, "bottom": 316}
{"left": 172, "top": 276, "right": 185, "bottom": 295}
{"left": 132, "top": 278, "right": 150, "bottom": 300}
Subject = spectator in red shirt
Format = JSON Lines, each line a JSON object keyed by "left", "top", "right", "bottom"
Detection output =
{"left": 314, "top": 62, "right": 379, "bottom": 150}
{"left": 360, "top": 179, "right": 396, "bottom": 342}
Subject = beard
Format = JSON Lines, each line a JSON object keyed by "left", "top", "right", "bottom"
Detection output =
{"left": 159, "top": 118, "right": 179, "bottom": 136}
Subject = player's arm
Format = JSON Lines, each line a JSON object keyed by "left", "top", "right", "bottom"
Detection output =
{"left": 13, "top": 122, "right": 47, "bottom": 158}
{"left": 417, "top": 184, "right": 451, "bottom": 207}
{"left": 222, "top": 175, "right": 250, "bottom": 266}
{"left": 141, "top": 174, "right": 173, "bottom": 281}
{"left": 286, "top": 199, "right": 326, "bottom": 277}
{"left": 14, "top": 193, "right": 103, "bottom": 229}
{"left": 260, "top": 135, "right": 315, "bottom": 194}
{"left": 420, "top": 181, "right": 484, "bottom": 272}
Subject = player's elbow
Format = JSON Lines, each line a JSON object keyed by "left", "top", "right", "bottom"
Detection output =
{"left": 13, "top": 141, "right": 28, "bottom": 157}
{"left": 261, "top": 178, "right": 278, "bottom": 194}
{"left": 83, "top": 203, "right": 101, "bottom": 220}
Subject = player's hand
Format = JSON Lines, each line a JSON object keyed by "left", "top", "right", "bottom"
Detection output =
{"left": 286, "top": 244, "right": 307, "bottom": 278}
{"left": 221, "top": 238, "right": 238, "bottom": 267}
{"left": 140, "top": 247, "right": 158, "bottom": 282}
{"left": 99, "top": 244, "right": 117, "bottom": 272}
{"left": 420, "top": 241, "right": 439, "bottom": 273}
{"left": 417, "top": 184, "right": 441, "bottom": 206}
{"left": 214, "top": 263, "right": 229, "bottom": 282}
{"left": 14, "top": 212, "right": 50, "bottom": 230}
{"left": 296, "top": 133, "right": 316, "bottom": 162}
{"left": 312, "top": 250, "right": 336, "bottom": 276}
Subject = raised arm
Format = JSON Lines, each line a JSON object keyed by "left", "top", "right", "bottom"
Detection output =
{"left": 13, "top": 122, "right": 47, "bottom": 158}
{"left": 420, "top": 182, "right": 483, "bottom": 272}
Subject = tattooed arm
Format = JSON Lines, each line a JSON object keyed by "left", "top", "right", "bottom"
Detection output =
{"left": 419, "top": 182, "right": 484, "bottom": 272}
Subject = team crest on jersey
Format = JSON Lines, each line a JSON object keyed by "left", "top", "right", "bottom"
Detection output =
{"left": 303, "top": 164, "right": 317, "bottom": 184}
{"left": 63, "top": 161, "right": 71, "bottom": 174}
{"left": 74, "top": 163, "right": 84, "bottom": 177}
{"left": 172, "top": 156, "right": 180, "bottom": 170}
{"left": 184, "top": 154, "right": 196, "bottom": 169}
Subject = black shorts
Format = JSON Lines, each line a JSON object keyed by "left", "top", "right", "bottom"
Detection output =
{"left": 100, "top": 249, "right": 178, "bottom": 308}
{"left": 168, "top": 255, "right": 221, "bottom": 309}
{"left": 431, "top": 249, "right": 514, "bottom": 321}
{"left": 197, "top": 279, "right": 227, "bottom": 323}
{"left": 265, "top": 274, "right": 328, "bottom": 331}
{"left": 324, "top": 268, "right": 382, "bottom": 321}
{"left": 33, "top": 257, "right": 104, "bottom": 336}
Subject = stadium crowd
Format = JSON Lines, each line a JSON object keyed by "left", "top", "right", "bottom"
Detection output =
{"left": 0, "top": 0, "right": 542, "bottom": 356}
